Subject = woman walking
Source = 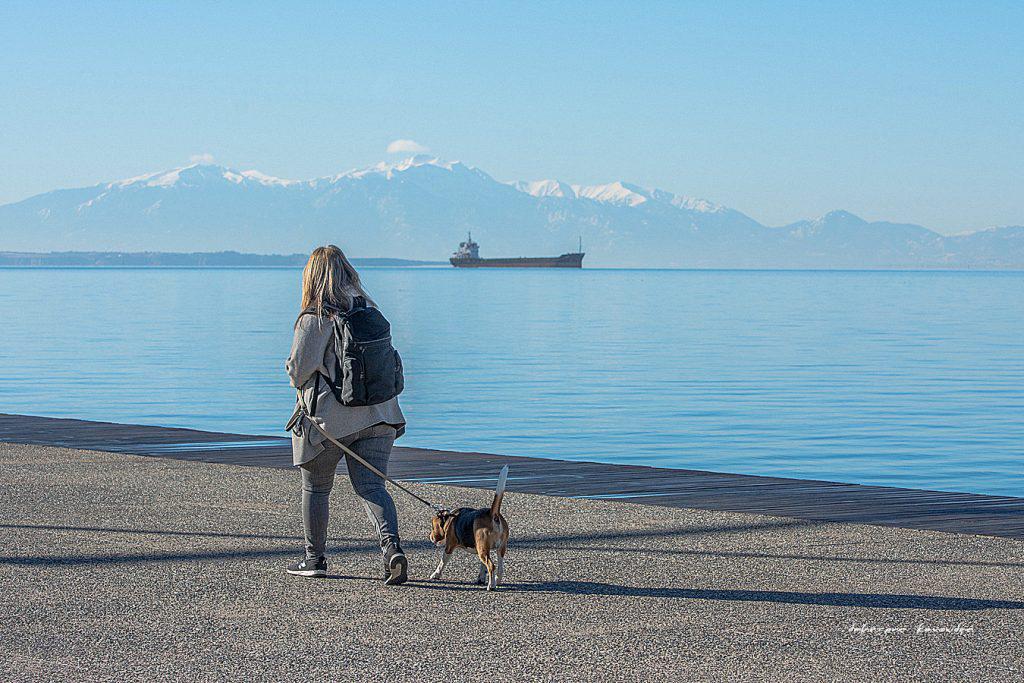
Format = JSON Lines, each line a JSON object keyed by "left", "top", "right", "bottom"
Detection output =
{"left": 285, "top": 245, "right": 408, "bottom": 584}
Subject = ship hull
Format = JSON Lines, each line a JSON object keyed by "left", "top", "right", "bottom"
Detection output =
{"left": 450, "top": 252, "right": 584, "bottom": 268}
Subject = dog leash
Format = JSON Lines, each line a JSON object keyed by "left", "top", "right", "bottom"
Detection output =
{"left": 300, "top": 410, "right": 445, "bottom": 513}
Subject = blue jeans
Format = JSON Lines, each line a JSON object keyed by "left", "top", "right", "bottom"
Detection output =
{"left": 299, "top": 423, "right": 399, "bottom": 559}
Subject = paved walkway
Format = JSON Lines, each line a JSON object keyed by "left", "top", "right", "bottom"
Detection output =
{"left": 4, "top": 413, "right": 1024, "bottom": 539}
{"left": 1, "top": 442, "right": 1022, "bottom": 681}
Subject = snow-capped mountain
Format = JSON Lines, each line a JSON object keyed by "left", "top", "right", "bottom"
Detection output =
{"left": 511, "top": 177, "right": 723, "bottom": 212}
{"left": 1, "top": 155, "right": 1021, "bottom": 267}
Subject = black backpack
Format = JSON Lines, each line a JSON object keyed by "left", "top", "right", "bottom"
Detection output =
{"left": 319, "top": 296, "right": 404, "bottom": 407}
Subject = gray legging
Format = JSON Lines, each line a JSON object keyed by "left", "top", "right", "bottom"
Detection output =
{"left": 300, "top": 423, "right": 399, "bottom": 559}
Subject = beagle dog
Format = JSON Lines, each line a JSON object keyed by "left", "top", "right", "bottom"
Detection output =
{"left": 429, "top": 465, "right": 510, "bottom": 590}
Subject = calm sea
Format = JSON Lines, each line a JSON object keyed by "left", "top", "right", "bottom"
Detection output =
{"left": 1, "top": 267, "right": 1022, "bottom": 496}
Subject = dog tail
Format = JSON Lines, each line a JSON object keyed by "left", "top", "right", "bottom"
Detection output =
{"left": 489, "top": 465, "right": 509, "bottom": 518}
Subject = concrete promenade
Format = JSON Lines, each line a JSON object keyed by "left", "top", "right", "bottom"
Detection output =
{"left": 4, "top": 413, "right": 1024, "bottom": 539}
{"left": 1, "top": 442, "right": 1022, "bottom": 682}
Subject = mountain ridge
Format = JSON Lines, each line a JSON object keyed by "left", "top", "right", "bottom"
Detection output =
{"left": 1, "top": 156, "right": 1020, "bottom": 268}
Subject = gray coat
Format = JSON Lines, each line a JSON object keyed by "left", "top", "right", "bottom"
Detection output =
{"left": 286, "top": 313, "right": 406, "bottom": 466}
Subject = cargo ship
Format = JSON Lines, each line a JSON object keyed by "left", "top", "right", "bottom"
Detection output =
{"left": 449, "top": 233, "right": 584, "bottom": 268}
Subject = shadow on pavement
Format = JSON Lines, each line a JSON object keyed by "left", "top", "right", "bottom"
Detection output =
{"left": 325, "top": 576, "right": 1024, "bottom": 611}
{"left": 542, "top": 544, "right": 1024, "bottom": 569}
{"left": 4, "top": 520, "right": 1023, "bottom": 606}
{"left": 486, "top": 580, "right": 1024, "bottom": 610}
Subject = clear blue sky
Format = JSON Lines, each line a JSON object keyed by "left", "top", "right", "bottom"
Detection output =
{"left": 1, "top": 0, "right": 1021, "bottom": 232}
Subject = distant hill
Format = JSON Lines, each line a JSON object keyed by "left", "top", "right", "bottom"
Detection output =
{"left": 1, "top": 155, "right": 1021, "bottom": 268}
{"left": 0, "top": 251, "right": 444, "bottom": 267}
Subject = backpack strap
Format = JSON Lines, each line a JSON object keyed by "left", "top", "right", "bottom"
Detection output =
{"left": 309, "top": 372, "right": 320, "bottom": 416}
{"left": 326, "top": 317, "right": 346, "bottom": 404}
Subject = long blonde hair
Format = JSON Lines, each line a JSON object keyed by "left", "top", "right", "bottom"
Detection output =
{"left": 297, "top": 245, "right": 374, "bottom": 324}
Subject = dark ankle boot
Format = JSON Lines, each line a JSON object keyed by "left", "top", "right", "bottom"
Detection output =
{"left": 382, "top": 542, "right": 407, "bottom": 585}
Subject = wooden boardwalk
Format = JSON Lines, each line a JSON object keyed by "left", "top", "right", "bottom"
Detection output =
{"left": 3, "top": 412, "right": 1024, "bottom": 540}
